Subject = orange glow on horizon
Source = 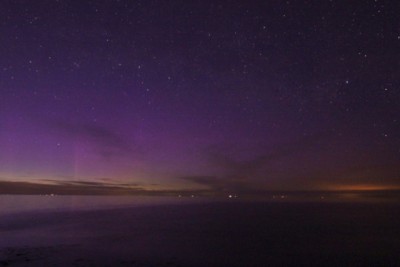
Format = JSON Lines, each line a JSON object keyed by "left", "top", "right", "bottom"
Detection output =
{"left": 328, "top": 184, "right": 400, "bottom": 191}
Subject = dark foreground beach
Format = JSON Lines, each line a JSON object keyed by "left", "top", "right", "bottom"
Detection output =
{"left": 1, "top": 200, "right": 400, "bottom": 267}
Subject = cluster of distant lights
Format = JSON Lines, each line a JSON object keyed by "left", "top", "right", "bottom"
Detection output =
{"left": 272, "top": 195, "right": 326, "bottom": 200}
{"left": 42, "top": 193, "right": 327, "bottom": 200}
{"left": 177, "top": 194, "right": 239, "bottom": 198}
{"left": 174, "top": 194, "right": 329, "bottom": 201}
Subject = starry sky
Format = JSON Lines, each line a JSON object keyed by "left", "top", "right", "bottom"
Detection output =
{"left": 0, "top": 0, "right": 399, "bottom": 195}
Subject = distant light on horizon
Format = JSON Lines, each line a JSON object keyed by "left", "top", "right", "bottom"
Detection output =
{"left": 329, "top": 184, "right": 400, "bottom": 191}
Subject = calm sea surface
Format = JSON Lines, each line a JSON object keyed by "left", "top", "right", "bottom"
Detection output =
{"left": 0, "top": 195, "right": 204, "bottom": 216}
{"left": 1, "top": 195, "right": 400, "bottom": 266}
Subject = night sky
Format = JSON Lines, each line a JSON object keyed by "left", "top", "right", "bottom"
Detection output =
{"left": 0, "top": 0, "right": 399, "bottom": 195}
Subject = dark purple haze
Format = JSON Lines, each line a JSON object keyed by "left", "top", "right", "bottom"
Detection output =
{"left": 0, "top": 1, "right": 399, "bottom": 195}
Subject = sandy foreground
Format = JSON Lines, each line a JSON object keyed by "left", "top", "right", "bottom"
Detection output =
{"left": 1, "top": 201, "right": 400, "bottom": 266}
